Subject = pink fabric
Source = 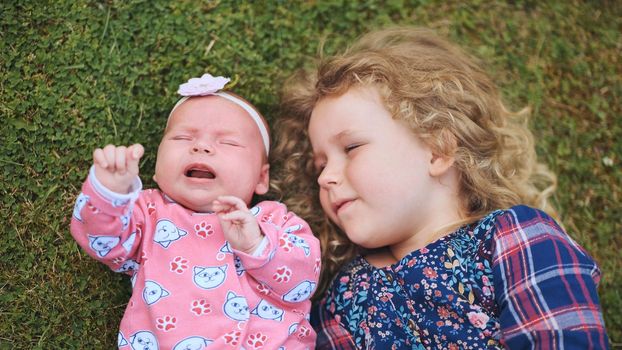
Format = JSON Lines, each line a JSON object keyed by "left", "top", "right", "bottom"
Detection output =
{"left": 71, "top": 174, "right": 320, "bottom": 349}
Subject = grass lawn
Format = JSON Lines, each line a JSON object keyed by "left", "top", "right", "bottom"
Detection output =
{"left": 1, "top": 1, "right": 620, "bottom": 348}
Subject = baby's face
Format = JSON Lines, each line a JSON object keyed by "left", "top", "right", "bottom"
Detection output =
{"left": 154, "top": 95, "right": 268, "bottom": 212}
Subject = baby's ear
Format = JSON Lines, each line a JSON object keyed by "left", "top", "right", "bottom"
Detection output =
{"left": 429, "top": 129, "right": 456, "bottom": 177}
{"left": 254, "top": 163, "right": 270, "bottom": 195}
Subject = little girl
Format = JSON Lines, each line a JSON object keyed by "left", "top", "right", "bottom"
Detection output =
{"left": 272, "top": 28, "right": 610, "bottom": 349}
{"left": 70, "top": 74, "right": 320, "bottom": 349}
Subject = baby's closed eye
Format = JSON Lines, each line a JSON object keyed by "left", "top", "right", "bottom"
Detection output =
{"left": 219, "top": 139, "right": 242, "bottom": 147}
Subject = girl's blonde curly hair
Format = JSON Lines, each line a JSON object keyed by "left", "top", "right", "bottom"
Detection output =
{"left": 270, "top": 27, "right": 557, "bottom": 299}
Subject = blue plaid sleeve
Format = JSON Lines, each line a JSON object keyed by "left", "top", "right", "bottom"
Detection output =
{"left": 492, "top": 205, "right": 610, "bottom": 349}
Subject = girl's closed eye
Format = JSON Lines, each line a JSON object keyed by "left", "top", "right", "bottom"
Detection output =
{"left": 345, "top": 143, "right": 364, "bottom": 154}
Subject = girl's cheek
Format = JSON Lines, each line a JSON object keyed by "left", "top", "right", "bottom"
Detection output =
{"left": 319, "top": 192, "right": 337, "bottom": 221}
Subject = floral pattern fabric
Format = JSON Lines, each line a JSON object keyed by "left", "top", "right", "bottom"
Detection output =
{"left": 313, "top": 206, "right": 609, "bottom": 349}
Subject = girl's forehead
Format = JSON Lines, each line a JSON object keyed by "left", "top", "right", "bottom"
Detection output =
{"left": 310, "top": 88, "right": 387, "bottom": 132}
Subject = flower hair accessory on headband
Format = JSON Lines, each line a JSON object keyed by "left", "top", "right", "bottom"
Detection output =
{"left": 170, "top": 73, "right": 271, "bottom": 155}
{"left": 177, "top": 73, "right": 230, "bottom": 96}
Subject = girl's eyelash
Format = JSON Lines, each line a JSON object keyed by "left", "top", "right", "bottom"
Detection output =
{"left": 345, "top": 143, "right": 362, "bottom": 152}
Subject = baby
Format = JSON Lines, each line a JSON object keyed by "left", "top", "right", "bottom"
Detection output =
{"left": 70, "top": 74, "right": 320, "bottom": 349}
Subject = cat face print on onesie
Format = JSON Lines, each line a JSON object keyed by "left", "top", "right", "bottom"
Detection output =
{"left": 223, "top": 291, "right": 250, "bottom": 321}
{"left": 193, "top": 264, "right": 228, "bottom": 289}
{"left": 142, "top": 280, "right": 170, "bottom": 305}
{"left": 309, "top": 86, "right": 442, "bottom": 250}
{"left": 72, "top": 193, "right": 89, "bottom": 222}
{"left": 130, "top": 331, "right": 158, "bottom": 350}
{"left": 284, "top": 224, "right": 311, "bottom": 256}
{"left": 252, "top": 299, "right": 284, "bottom": 321}
{"left": 153, "top": 219, "right": 187, "bottom": 248}
{"left": 283, "top": 280, "right": 317, "bottom": 303}
{"left": 88, "top": 235, "right": 120, "bottom": 257}
{"left": 172, "top": 336, "right": 213, "bottom": 350}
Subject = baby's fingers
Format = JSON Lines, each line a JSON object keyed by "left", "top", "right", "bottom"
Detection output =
{"left": 218, "top": 210, "right": 250, "bottom": 223}
{"left": 215, "top": 196, "right": 248, "bottom": 212}
{"left": 93, "top": 148, "right": 109, "bottom": 168}
{"left": 126, "top": 144, "right": 144, "bottom": 175}
{"left": 115, "top": 146, "right": 127, "bottom": 174}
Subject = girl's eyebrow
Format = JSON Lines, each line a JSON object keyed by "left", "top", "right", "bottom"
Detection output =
{"left": 311, "top": 129, "right": 366, "bottom": 157}
{"left": 334, "top": 130, "right": 353, "bottom": 141}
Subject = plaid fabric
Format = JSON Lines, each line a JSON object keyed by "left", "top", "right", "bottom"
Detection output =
{"left": 311, "top": 300, "right": 357, "bottom": 350}
{"left": 493, "top": 205, "right": 609, "bottom": 349}
{"left": 310, "top": 205, "right": 610, "bottom": 349}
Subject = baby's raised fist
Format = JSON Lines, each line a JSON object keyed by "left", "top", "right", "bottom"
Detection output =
{"left": 93, "top": 144, "right": 144, "bottom": 194}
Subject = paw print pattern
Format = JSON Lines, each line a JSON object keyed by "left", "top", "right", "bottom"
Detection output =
{"left": 147, "top": 202, "right": 156, "bottom": 215}
{"left": 170, "top": 256, "right": 189, "bottom": 274}
{"left": 194, "top": 222, "right": 214, "bottom": 238}
{"left": 224, "top": 330, "right": 241, "bottom": 346}
{"left": 190, "top": 299, "right": 212, "bottom": 316}
{"left": 112, "top": 257, "right": 126, "bottom": 265}
{"left": 246, "top": 333, "right": 268, "bottom": 349}
{"left": 261, "top": 214, "right": 273, "bottom": 224}
{"left": 87, "top": 203, "right": 99, "bottom": 214}
{"left": 156, "top": 315, "right": 177, "bottom": 332}
{"left": 273, "top": 266, "right": 292, "bottom": 283}
{"left": 297, "top": 325, "right": 311, "bottom": 339}
{"left": 256, "top": 283, "right": 270, "bottom": 295}
{"left": 314, "top": 258, "right": 321, "bottom": 275}
{"left": 279, "top": 234, "right": 293, "bottom": 252}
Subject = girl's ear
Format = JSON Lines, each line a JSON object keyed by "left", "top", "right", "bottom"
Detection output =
{"left": 429, "top": 153, "right": 455, "bottom": 177}
{"left": 254, "top": 163, "right": 270, "bottom": 195}
{"left": 429, "top": 129, "right": 457, "bottom": 177}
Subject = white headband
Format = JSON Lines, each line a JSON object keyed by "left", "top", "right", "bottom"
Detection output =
{"left": 169, "top": 74, "right": 270, "bottom": 155}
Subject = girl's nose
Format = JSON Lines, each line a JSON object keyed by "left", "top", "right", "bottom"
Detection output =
{"left": 317, "top": 163, "right": 340, "bottom": 188}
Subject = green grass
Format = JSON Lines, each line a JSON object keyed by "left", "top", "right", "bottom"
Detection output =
{"left": 1, "top": 0, "right": 620, "bottom": 348}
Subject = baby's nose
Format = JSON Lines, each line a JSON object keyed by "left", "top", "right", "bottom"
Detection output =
{"left": 192, "top": 141, "right": 213, "bottom": 153}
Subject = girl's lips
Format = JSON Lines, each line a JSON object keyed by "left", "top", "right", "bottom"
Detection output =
{"left": 335, "top": 199, "right": 355, "bottom": 214}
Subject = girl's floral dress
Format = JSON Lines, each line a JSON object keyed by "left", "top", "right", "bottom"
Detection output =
{"left": 312, "top": 206, "right": 608, "bottom": 349}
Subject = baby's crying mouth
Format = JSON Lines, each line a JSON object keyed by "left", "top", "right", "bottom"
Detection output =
{"left": 186, "top": 169, "right": 215, "bottom": 179}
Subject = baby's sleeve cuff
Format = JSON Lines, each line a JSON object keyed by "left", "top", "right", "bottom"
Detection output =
{"left": 89, "top": 165, "right": 142, "bottom": 207}
{"left": 251, "top": 236, "right": 269, "bottom": 257}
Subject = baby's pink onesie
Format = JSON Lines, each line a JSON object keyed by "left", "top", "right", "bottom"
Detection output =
{"left": 71, "top": 168, "right": 320, "bottom": 349}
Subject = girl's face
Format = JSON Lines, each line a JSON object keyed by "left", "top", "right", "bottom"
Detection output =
{"left": 309, "top": 86, "right": 452, "bottom": 256}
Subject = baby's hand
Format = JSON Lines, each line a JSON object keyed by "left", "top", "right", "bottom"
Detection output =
{"left": 212, "top": 196, "right": 263, "bottom": 255}
{"left": 93, "top": 144, "right": 144, "bottom": 194}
